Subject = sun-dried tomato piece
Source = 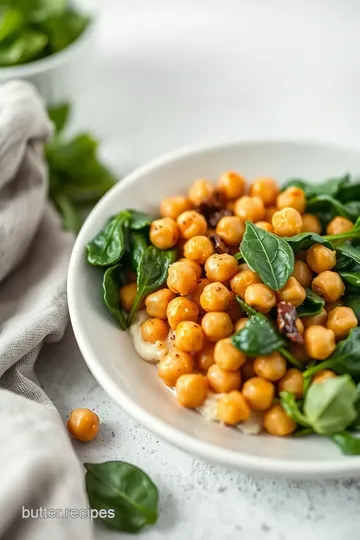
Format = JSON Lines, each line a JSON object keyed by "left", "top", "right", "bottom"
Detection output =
{"left": 277, "top": 301, "right": 304, "bottom": 344}
{"left": 209, "top": 234, "right": 231, "bottom": 254}
{"left": 195, "top": 190, "right": 233, "bottom": 227}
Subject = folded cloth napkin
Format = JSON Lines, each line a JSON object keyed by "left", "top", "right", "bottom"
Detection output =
{"left": 0, "top": 81, "right": 93, "bottom": 540}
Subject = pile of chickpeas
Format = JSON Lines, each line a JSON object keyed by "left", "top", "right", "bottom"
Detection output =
{"left": 119, "top": 173, "right": 358, "bottom": 437}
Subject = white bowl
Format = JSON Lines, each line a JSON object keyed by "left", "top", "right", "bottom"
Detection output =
{"left": 68, "top": 140, "right": 360, "bottom": 479}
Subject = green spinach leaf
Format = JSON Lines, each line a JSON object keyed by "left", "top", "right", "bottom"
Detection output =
{"left": 339, "top": 272, "right": 360, "bottom": 289}
{"left": 102, "top": 265, "right": 127, "bottom": 330}
{"left": 283, "top": 232, "right": 333, "bottom": 252}
{"left": 330, "top": 432, "right": 360, "bottom": 455}
{"left": 130, "top": 231, "right": 149, "bottom": 273}
{"left": 335, "top": 244, "right": 360, "bottom": 271}
{"left": 344, "top": 295, "right": 360, "bottom": 322}
{"left": 307, "top": 194, "right": 360, "bottom": 222}
{"left": 336, "top": 181, "right": 360, "bottom": 203}
{"left": 39, "top": 10, "right": 89, "bottom": 54}
{"left": 0, "top": 30, "right": 48, "bottom": 66}
{"left": 282, "top": 175, "right": 350, "bottom": 198}
{"left": 0, "top": 8, "right": 24, "bottom": 43}
{"left": 129, "top": 210, "right": 156, "bottom": 230}
{"left": 297, "top": 289, "right": 325, "bottom": 318}
{"left": 86, "top": 212, "right": 131, "bottom": 267}
{"left": 48, "top": 102, "right": 70, "bottom": 134}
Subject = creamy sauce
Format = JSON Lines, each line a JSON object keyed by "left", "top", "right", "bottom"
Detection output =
{"left": 130, "top": 311, "right": 169, "bottom": 363}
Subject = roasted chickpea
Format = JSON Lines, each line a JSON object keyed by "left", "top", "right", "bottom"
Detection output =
{"left": 326, "top": 306, "right": 357, "bottom": 340}
{"left": 302, "top": 308, "right": 328, "bottom": 329}
{"left": 178, "top": 258, "right": 202, "bottom": 280}
{"left": 288, "top": 343, "right": 309, "bottom": 364}
{"left": 205, "top": 253, "right": 238, "bottom": 282}
{"left": 312, "top": 271, "right": 345, "bottom": 303}
{"left": 160, "top": 196, "right": 192, "bottom": 219}
{"left": 167, "top": 261, "right": 197, "bottom": 295}
{"left": 67, "top": 408, "right": 100, "bottom": 442}
{"left": 176, "top": 374, "right": 208, "bottom": 408}
{"left": 158, "top": 351, "right": 194, "bottom": 386}
{"left": 234, "top": 196, "right": 265, "bottom": 222}
{"left": 183, "top": 235, "right": 215, "bottom": 264}
{"left": 150, "top": 217, "right": 179, "bottom": 249}
{"left": 216, "top": 216, "right": 245, "bottom": 246}
{"left": 312, "top": 369, "right": 337, "bottom": 384}
{"left": 292, "top": 260, "right": 313, "bottom": 289}
{"left": 145, "top": 288, "right": 176, "bottom": 319}
{"left": 177, "top": 210, "right": 207, "bottom": 239}
{"left": 141, "top": 318, "right": 169, "bottom": 343}
{"left": 272, "top": 207, "right": 303, "bottom": 237}
{"left": 217, "top": 391, "right": 250, "bottom": 425}
{"left": 265, "top": 206, "right": 278, "bottom": 222}
{"left": 188, "top": 278, "right": 211, "bottom": 308}
{"left": 242, "top": 377, "right": 275, "bottom": 410}
{"left": 306, "top": 244, "right": 336, "bottom": 274}
{"left": 188, "top": 179, "right": 214, "bottom": 205}
{"left": 195, "top": 342, "right": 215, "bottom": 371}
{"left": 207, "top": 364, "right": 241, "bottom": 393}
{"left": 241, "top": 359, "right": 256, "bottom": 380}
{"left": 166, "top": 297, "right": 199, "bottom": 330}
{"left": 276, "top": 186, "right": 306, "bottom": 213}
{"left": 244, "top": 284, "right": 276, "bottom": 313}
{"left": 234, "top": 317, "right": 250, "bottom": 332}
{"left": 201, "top": 312, "right": 233, "bottom": 342}
{"left": 301, "top": 213, "right": 322, "bottom": 234}
{"left": 254, "top": 352, "right": 287, "bottom": 382}
{"left": 278, "top": 368, "right": 304, "bottom": 399}
{"left": 250, "top": 177, "right": 279, "bottom": 206}
{"left": 255, "top": 221, "right": 274, "bottom": 232}
{"left": 175, "top": 321, "right": 204, "bottom": 353}
{"left": 119, "top": 283, "right": 138, "bottom": 312}
{"left": 214, "top": 338, "right": 246, "bottom": 370}
{"left": 230, "top": 269, "right": 261, "bottom": 298}
{"left": 326, "top": 216, "right": 354, "bottom": 236}
{"left": 277, "top": 277, "right": 306, "bottom": 307}
{"left": 218, "top": 171, "right": 246, "bottom": 199}
{"left": 304, "top": 325, "right": 336, "bottom": 360}
{"left": 200, "top": 282, "right": 231, "bottom": 312}
{"left": 263, "top": 404, "right": 296, "bottom": 436}
{"left": 296, "top": 318, "right": 304, "bottom": 335}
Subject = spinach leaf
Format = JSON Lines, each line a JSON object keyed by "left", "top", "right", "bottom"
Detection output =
{"left": 335, "top": 244, "right": 360, "bottom": 271}
{"left": 240, "top": 221, "right": 294, "bottom": 290}
{"left": 282, "top": 174, "right": 350, "bottom": 198}
{"left": 54, "top": 193, "right": 82, "bottom": 234}
{"left": 339, "top": 272, "right": 360, "bottom": 289}
{"left": 344, "top": 295, "right": 360, "bottom": 322}
{"left": 129, "top": 210, "right": 156, "bottom": 230}
{"left": 0, "top": 30, "right": 48, "bottom": 66}
{"left": 102, "top": 265, "right": 127, "bottom": 330}
{"left": 303, "top": 375, "right": 357, "bottom": 435}
{"left": 48, "top": 102, "right": 70, "bottom": 134}
{"left": 349, "top": 384, "right": 360, "bottom": 431}
{"left": 307, "top": 194, "right": 360, "bottom": 222}
{"left": 85, "top": 461, "right": 158, "bottom": 532}
{"left": 0, "top": 8, "right": 24, "bottom": 43}
{"left": 130, "top": 231, "right": 148, "bottom": 273}
{"left": 127, "top": 246, "right": 177, "bottom": 324}
{"left": 279, "top": 391, "right": 309, "bottom": 427}
{"left": 330, "top": 432, "right": 360, "bottom": 455}
{"left": 283, "top": 232, "right": 333, "bottom": 252}
{"left": 336, "top": 181, "right": 360, "bottom": 203}
{"left": 86, "top": 212, "right": 131, "bottom": 267}
{"left": 297, "top": 289, "right": 325, "bottom": 318}
{"left": 39, "top": 10, "right": 89, "bottom": 54}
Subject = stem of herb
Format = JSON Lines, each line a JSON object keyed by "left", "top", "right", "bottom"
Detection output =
{"left": 279, "top": 347, "right": 303, "bottom": 370}
{"left": 293, "top": 428, "right": 313, "bottom": 437}
{"left": 127, "top": 292, "right": 143, "bottom": 326}
{"left": 323, "top": 231, "right": 360, "bottom": 242}
{"left": 303, "top": 358, "right": 335, "bottom": 378}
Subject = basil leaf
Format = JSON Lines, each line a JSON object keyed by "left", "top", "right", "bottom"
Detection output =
{"left": 86, "top": 211, "right": 131, "bottom": 267}
{"left": 339, "top": 272, "right": 360, "bottom": 289}
{"left": 48, "top": 102, "right": 70, "bottom": 134}
{"left": 330, "top": 432, "right": 360, "bottom": 455}
{"left": 307, "top": 194, "right": 360, "bottom": 222}
{"left": 283, "top": 232, "right": 333, "bottom": 252}
{"left": 344, "top": 295, "right": 360, "bottom": 322}
{"left": 335, "top": 244, "right": 360, "bottom": 271}
{"left": 303, "top": 375, "right": 357, "bottom": 435}
{"left": 85, "top": 462, "right": 158, "bottom": 533}
{"left": 0, "top": 8, "right": 24, "bottom": 43}
{"left": 279, "top": 391, "right": 309, "bottom": 427}
{"left": 129, "top": 210, "right": 156, "bottom": 230}
{"left": 297, "top": 289, "right": 325, "bottom": 318}
{"left": 130, "top": 231, "right": 149, "bottom": 273}
{"left": 102, "top": 265, "right": 127, "bottom": 330}
{"left": 240, "top": 221, "right": 294, "bottom": 290}
{"left": 0, "top": 29, "right": 48, "bottom": 66}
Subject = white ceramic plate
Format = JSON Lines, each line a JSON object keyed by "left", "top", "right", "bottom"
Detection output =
{"left": 68, "top": 140, "right": 360, "bottom": 479}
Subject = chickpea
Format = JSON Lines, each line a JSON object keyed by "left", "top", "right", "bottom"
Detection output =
{"left": 216, "top": 216, "right": 245, "bottom": 246}
{"left": 167, "top": 261, "right": 198, "bottom": 295}
{"left": 201, "top": 312, "right": 233, "bottom": 342}
{"left": 265, "top": 206, "right": 278, "bottom": 222}
{"left": 242, "top": 377, "right": 275, "bottom": 410}
{"left": 188, "top": 277, "right": 211, "bottom": 308}
{"left": 176, "top": 374, "right": 208, "bottom": 408}
{"left": 312, "top": 271, "right": 345, "bottom": 303}
{"left": 195, "top": 342, "right": 215, "bottom": 371}
{"left": 234, "top": 317, "right": 250, "bottom": 332}
{"left": 207, "top": 364, "right": 241, "bottom": 393}
{"left": 244, "top": 284, "right": 276, "bottom": 313}
{"left": 150, "top": 217, "right": 179, "bottom": 249}
{"left": 238, "top": 263, "right": 249, "bottom": 272}
{"left": 145, "top": 288, "right": 176, "bottom": 319}
{"left": 241, "top": 359, "right": 256, "bottom": 380}
{"left": 292, "top": 260, "right": 313, "bottom": 289}
{"left": 205, "top": 253, "right": 238, "bottom": 282}
{"left": 255, "top": 221, "right": 274, "bottom": 233}
{"left": 188, "top": 179, "right": 214, "bottom": 205}
{"left": 250, "top": 177, "right": 279, "bottom": 206}
{"left": 301, "top": 213, "right": 322, "bottom": 234}
{"left": 306, "top": 244, "right": 336, "bottom": 274}
{"left": 217, "top": 391, "right": 250, "bottom": 425}
{"left": 225, "top": 291, "right": 242, "bottom": 322}
{"left": 183, "top": 236, "right": 214, "bottom": 264}
{"left": 177, "top": 258, "right": 202, "bottom": 281}
{"left": 67, "top": 408, "right": 100, "bottom": 442}
{"left": 312, "top": 370, "right": 337, "bottom": 384}
{"left": 200, "top": 281, "right": 231, "bottom": 312}
{"left": 234, "top": 196, "right": 265, "bottom": 222}
{"left": 177, "top": 210, "right": 207, "bottom": 239}
{"left": 277, "top": 277, "right": 306, "bottom": 307}
{"left": 264, "top": 404, "right": 297, "bottom": 436}
{"left": 214, "top": 338, "right": 246, "bottom": 370}
{"left": 175, "top": 321, "right": 204, "bottom": 353}
{"left": 276, "top": 186, "right": 306, "bottom": 214}
{"left": 254, "top": 352, "right": 287, "bottom": 382}
{"left": 230, "top": 269, "right": 261, "bottom": 298}
{"left": 158, "top": 351, "right": 194, "bottom": 386}
{"left": 218, "top": 171, "right": 246, "bottom": 199}
{"left": 141, "top": 318, "right": 169, "bottom": 343}
{"left": 160, "top": 196, "right": 192, "bottom": 219}
{"left": 119, "top": 283, "right": 139, "bottom": 312}
{"left": 326, "top": 216, "right": 353, "bottom": 236}
{"left": 288, "top": 343, "right": 309, "bottom": 364}
{"left": 296, "top": 318, "right": 304, "bottom": 335}
{"left": 272, "top": 207, "right": 303, "bottom": 237}
{"left": 326, "top": 306, "right": 357, "bottom": 340}
{"left": 302, "top": 308, "right": 328, "bottom": 329}
{"left": 304, "top": 325, "right": 336, "bottom": 360}
{"left": 278, "top": 368, "right": 304, "bottom": 399}
{"left": 166, "top": 297, "right": 199, "bottom": 330}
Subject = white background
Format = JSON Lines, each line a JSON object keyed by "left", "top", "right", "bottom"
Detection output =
{"left": 39, "top": 1, "right": 360, "bottom": 539}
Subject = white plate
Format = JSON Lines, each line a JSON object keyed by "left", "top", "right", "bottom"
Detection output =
{"left": 68, "top": 140, "right": 360, "bottom": 479}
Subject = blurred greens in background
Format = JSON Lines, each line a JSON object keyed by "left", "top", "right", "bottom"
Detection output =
{"left": 0, "top": 0, "right": 90, "bottom": 66}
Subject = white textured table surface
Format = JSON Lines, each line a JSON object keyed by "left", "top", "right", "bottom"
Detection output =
{"left": 38, "top": 1, "right": 360, "bottom": 538}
